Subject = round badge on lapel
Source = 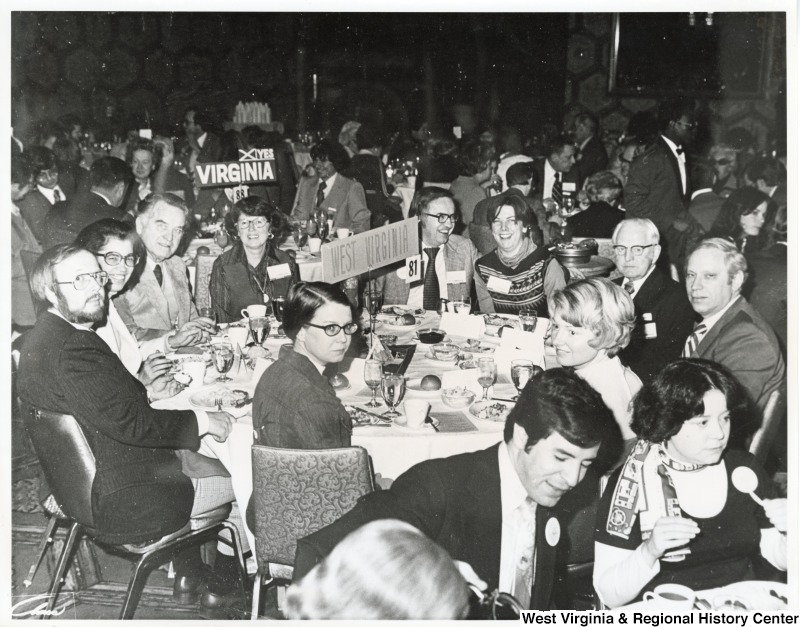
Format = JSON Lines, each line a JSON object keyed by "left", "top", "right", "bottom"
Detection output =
{"left": 545, "top": 517, "right": 561, "bottom": 546}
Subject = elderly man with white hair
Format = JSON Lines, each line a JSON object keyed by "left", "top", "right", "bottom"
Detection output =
{"left": 612, "top": 218, "right": 695, "bottom": 383}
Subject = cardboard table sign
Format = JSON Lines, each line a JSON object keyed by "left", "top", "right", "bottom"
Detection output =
{"left": 195, "top": 148, "right": 277, "bottom": 188}
{"left": 499, "top": 328, "right": 541, "bottom": 353}
{"left": 439, "top": 312, "right": 484, "bottom": 340}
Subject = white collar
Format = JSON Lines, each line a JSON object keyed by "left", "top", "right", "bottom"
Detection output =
{"left": 691, "top": 188, "right": 713, "bottom": 200}
{"left": 197, "top": 132, "right": 208, "bottom": 148}
{"left": 579, "top": 135, "right": 592, "bottom": 151}
{"left": 321, "top": 172, "right": 338, "bottom": 189}
{"left": 661, "top": 134, "right": 683, "bottom": 160}
{"left": 701, "top": 295, "right": 741, "bottom": 332}
{"left": 622, "top": 264, "right": 657, "bottom": 293}
{"left": 499, "top": 442, "right": 531, "bottom": 519}
{"left": 91, "top": 189, "right": 114, "bottom": 205}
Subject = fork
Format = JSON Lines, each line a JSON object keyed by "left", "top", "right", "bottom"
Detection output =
{"left": 215, "top": 396, "right": 223, "bottom": 412}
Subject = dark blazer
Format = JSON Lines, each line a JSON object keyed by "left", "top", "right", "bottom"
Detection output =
{"left": 533, "top": 158, "right": 579, "bottom": 202}
{"left": 575, "top": 135, "right": 608, "bottom": 188}
{"left": 688, "top": 189, "right": 724, "bottom": 233}
{"left": 41, "top": 191, "right": 125, "bottom": 249}
{"left": 17, "top": 312, "right": 200, "bottom": 544}
{"left": 566, "top": 201, "right": 625, "bottom": 238}
{"left": 293, "top": 445, "right": 559, "bottom": 610}
{"left": 16, "top": 189, "right": 52, "bottom": 244}
{"left": 615, "top": 268, "right": 695, "bottom": 383}
{"left": 291, "top": 173, "right": 371, "bottom": 234}
{"left": 691, "top": 296, "right": 785, "bottom": 416}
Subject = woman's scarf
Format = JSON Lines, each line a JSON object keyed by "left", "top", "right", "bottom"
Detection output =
{"left": 497, "top": 236, "right": 535, "bottom": 270}
{"left": 605, "top": 440, "right": 705, "bottom": 560}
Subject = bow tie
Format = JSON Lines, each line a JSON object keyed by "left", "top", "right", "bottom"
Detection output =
{"left": 676, "top": 147, "right": 684, "bottom": 156}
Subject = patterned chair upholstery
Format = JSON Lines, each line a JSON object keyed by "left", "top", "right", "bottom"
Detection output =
{"left": 249, "top": 445, "right": 374, "bottom": 617}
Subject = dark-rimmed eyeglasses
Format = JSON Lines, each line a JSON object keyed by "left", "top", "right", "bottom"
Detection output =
{"left": 305, "top": 322, "right": 359, "bottom": 336}
{"left": 423, "top": 213, "right": 457, "bottom": 224}
{"left": 56, "top": 271, "right": 109, "bottom": 291}
{"left": 612, "top": 244, "right": 655, "bottom": 257}
{"left": 96, "top": 252, "right": 139, "bottom": 267}
{"left": 674, "top": 120, "right": 698, "bottom": 130}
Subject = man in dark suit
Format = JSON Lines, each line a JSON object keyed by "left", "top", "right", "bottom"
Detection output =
{"left": 292, "top": 369, "right": 619, "bottom": 611}
{"left": 17, "top": 146, "right": 67, "bottom": 244}
{"left": 571, "top": 112, "right": 608, "bottom": 188}
{"left": 566, "top": 170, "right": 625, "bottom": 239}
{"left": 41, "top": 157, "right": 130, "bottom": 248}
{"left": 179, "top": 106, "right": 222, "bottom": 168}
{"left": 688, "top": 166, "right": 724, "bottom": 233}
{"left": 743, "top": 156, "right": 787, "bottom": 215}
{"left": 533, "top": 134, "right": 579, "bottom": 207}
{"left": 17, "top": 244, "right": 238, "bottom": 605}
{"left": 611, "top": 219, "right": 695, "bottom": 383}
{"left": 684, "top": 238, "right": 785, "bottom": 418}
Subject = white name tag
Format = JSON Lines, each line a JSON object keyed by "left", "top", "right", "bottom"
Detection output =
{"left": 405, "top": 255, "right": 422, "bottom": 283}
{"left": 267, "top": 263, "right": 292, "bottom": 280}
{"left": 486, "top": 276, "right": 512, "bottom": 294}
{"left": 446, "top": 270, "right": 466, "bottom": 284}
{"left": 562, "top": 181, "right": 576, "bottom": 193}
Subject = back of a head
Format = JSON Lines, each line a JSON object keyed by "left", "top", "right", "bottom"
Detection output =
{"left": 457, "top": 138, "right": 495, "bottom": 177}
{"left": 744, "top": 156, "right": 785, "bottom": 187}
{"left": 506, "top": 161, "right": 535, "bottom": 188}
{"left": 26, "top": 146, "right": 57, "bottom": 176}
{"left": 285, "top": 519, "right": 469, "bottom": 620}
{"left": 585, "top": 170, "right": 623, "bottom": 203}
{"left": 11, "top": 152, "right": 34, "bottom": 188}
{"left": 355, "top": 124, "right": 383, "bottom": 151}
{"left": 90, "top": 156, "right": 131, "bottom": 190}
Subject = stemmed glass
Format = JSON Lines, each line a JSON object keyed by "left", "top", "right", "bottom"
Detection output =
{"left": 381, "top": 374, "right": 406, "bottom": 418}
{"left": 212, "top": 342, "right": 235, "bottom": 382}
{"left": 292, "top": 224, "right": 308, "bottom": 249}
{"left": 477, "top": 357, "right": 497, "bottom": 402}
{"left": 364, "top": 360, "right": 383, "bottom": 408}
{"left": 364, "top": 291, "right": 384, "bottom": 336}
{"left": 249, "top": 316, "right": 271, "bottom": 346}
{"left": 511, "top": 359, "right": 534, "bottom": 401}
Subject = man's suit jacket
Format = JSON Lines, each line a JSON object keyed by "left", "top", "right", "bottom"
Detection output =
{"left": 41, "top": 191, "right": 124, "bottom": 249}
{"left": 291, "top": 173, "right": 370, "bottom": 234}
{"left": 575, "top": 135, "right": 608, "bottom": 188}
{"left": 615, "top": 269, "right": 695, "bottom": 383}
{"left": 532, "top": 158, "right": 578, "bottom": 202}
{"left": 691, "top": 296, "right": 785, "bottom": 415}
{"left": 293, "top": 445, "right": 559, "bottom": 610}
{"left": 17, "top": 312, "right": 199, "bottom": 544}
{"left": 375, "top": 234, "right": 478, "bottom": 306}
{"left": 688, "top": 189, "right": 724, "bottom": 233}
{"left": 566, "top": 201, "right": 625, "bottom": 238}
{"left": 178, "top": 132, "right": 222, "bottom": 165}
{"left": 17, "top": 189, "right": 52, "bottom": 244}
{"left": 115, "top": 256, "right": 199, "bottom": 343}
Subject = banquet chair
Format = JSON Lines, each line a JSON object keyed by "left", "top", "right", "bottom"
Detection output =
{"left": 249, "top": 445, "right": 375, "bottom": 619}
{"left": 24, "top": 407, "right": 248, "bottom": 619}
{"left": 468, "top": 223, "right": 497, "bottom": 256}
{"left": 749, "top": 389, "right": 783, "bottom": 468}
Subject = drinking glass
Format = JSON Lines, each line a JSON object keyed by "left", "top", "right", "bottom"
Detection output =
{"left": 381, "top": 374, "right": 406, "bottom": 418}
{"left": 292, "top": 225, "right": 308, "bottom": 249}
{"left": 212, "top": 343, "right": 235, "bottom": 382}
{"left": 272, "top": 297, "right": 286, "bottom": 336}
{"left": 453, "top": 296, "right": 471, "bottom": 315}
{"left": 364, "top": 359, "right": 383, "bottom": 408}
{"left": 249, "top": 316, "right": 271, "bottom": 345}
{"left": 199, "top": 307, "right": 218, "bottom": 334}
{"left": 364, "top": 291, "right": 384, "bottom": 335}
{"left": 477, "top": 357, "right": 497, "bottom": 402}
{"left": 519, "top": 311, "right": 537, "bottom": 333}
{"left": 511, "top": 359, "right": 534, "bottom": 401}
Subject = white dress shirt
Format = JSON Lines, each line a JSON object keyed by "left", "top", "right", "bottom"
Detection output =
{"left": 661, "top": 135, "right": 686, "bottom": 194}
{"left": 38, "top": 184, "right": 65, "bottom": 205}
{"left": 621, "top": 264, "right": 657, "bottom": 299}
{"left": 542, "top": 159, "right": 557, "bottom": 201}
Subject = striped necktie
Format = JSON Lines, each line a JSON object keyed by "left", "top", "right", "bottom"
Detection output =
{"left": 551, "top": 172, "right": 563, "bottom": 207}
{"left": 623, "top": 281, "right": 635, "bottom": 296}
{"left": 422, "top": 247, "right": 440, "bottom": 311}
{"left": 681, "top": 322, "right": 707, "bottom": 358}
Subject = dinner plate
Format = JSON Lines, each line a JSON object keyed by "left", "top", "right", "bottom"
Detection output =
{"left": 393, "top": 415, "right": 440, "bottom": 431}
{"left": 707, "top": 581, "right": 788, "bottom": 611}
{"left": 381, "top": 305, "right": 425, "bottom": 317}
{"left": 346, "top": 406, "right": 390, "bottom": 428}
{"left": 189, "top": 388, "right": 250, "bottom": 410}
{"left": 379, "top": 316, "right": 424, "bottom": 330}
{"left": 425, "top": 350, "right": 458, "bottom": 362}
{"left": 469, "top": 400, "right": 514, "bottom": 423}
{"left": 459, "top": 343, "right": 495, "bottom": 354}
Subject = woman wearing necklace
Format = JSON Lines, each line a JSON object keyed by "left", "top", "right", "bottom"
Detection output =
{"left": 593, "top": 359, "right": 787, "bottom": 608}
{"left": 209, "top": 196, "right": 299, "bottom": 323}
{"left": 474, "top": 195, "right": 568, "bottom": 315}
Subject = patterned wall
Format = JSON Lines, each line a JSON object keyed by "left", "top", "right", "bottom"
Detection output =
{"left": 563, "top": 13, "right": 786, "bottom": 151}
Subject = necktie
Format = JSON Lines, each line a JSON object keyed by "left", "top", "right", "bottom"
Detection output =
{"left": 681, "top": 322, "right": 707, "bottom": 358}
{"left": 551, "top": 172, "right": 563, "bottom": 208}
{"left": 623, "top": 281, "right": 635, "bottom": 296}
{"left": 316, "top": 180, "right": 327, "bottom": 208}
{"left": 153, "top": 264, "right": 163, "bottom": 288}
{"left": 53, "top": 188, "right": 62, "bottom": 202}
{"left": 422, "top": 247, "right": 440, "bottom": 311}
{"left": 512, "top": 497, "right": 537, "bottom": 609}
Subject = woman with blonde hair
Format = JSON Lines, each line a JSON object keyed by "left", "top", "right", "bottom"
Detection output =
{"left": 285, "top": 519, "right": 470, "bottom": 619}
{"left": 549, "top": 278, "right": 640, "bottom": 442}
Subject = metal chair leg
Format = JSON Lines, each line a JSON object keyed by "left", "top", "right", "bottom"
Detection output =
{"left": 220, "top": 522, "right": 248, "bottom": 607}
{"left": 119, "top": 556, "right": 152, "bottom": 620}
{"left": 250, "top": 573, "right": 263, "bottom": 620}
{"left": 45, "top": 522, "right": 81, "bottom": 612}
{"left": 23, "top": 514, "right": 59, "bottom": 587}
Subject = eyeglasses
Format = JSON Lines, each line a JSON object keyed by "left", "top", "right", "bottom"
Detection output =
{"left": 491, "top": 218, "right": 519, "bottom": 230}
{"left": 423, "top": 213, "right": 457, "bottom": 224}
{"left": 56, "top": 271, "right": 109, "bottom": 291}
{"left": 674, "top": 120, "right": 698, "bottom": 130}
{"left": 237, "top": 217, "right": 269, "bottom": 230}
{"left": 96, "top": 252, "right": 138, "bottom": 267}
{"left": 305, "top": 322, "right": 359, "bottom": 337}
{"left": 612, "top": 244, "right": 656, "bottom": 257}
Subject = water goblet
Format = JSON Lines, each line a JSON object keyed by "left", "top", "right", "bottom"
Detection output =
{"left": 249, "top": 316, "right": 271, "bottom": 346}
{"left": 293, "top": 225, "right": 308, "bottom": 249}
{"left": 364, "top": 359, "right": 383, "bottom": 408}
{"left": 212, "top": 343, "right": 235, "bottom": 382}
{"left": 477, "top": 357, "right": 497, "bottom": 402}
{"left": 511, "top": 359, "right": 534, "bottom": 401}
{"left": 381, "top": 373, "right": 406, "bottom": 418}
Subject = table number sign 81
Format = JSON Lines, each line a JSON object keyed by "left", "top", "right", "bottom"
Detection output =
{"left": 405, "top": 254, "right": 422, "bottom": 283}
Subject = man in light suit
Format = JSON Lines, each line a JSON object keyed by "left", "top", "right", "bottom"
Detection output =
{"left": 293, "top": 369, "right": 619, "bottom": 611}
{"left": 611, "top": 219, "right": 695, "bottom": 383}
{"left": 373, "top": 187, "right": 478, "bottom": 308}
{"left": 571, "top": 112, "right": 608, "bottom": 188}
{"left": 684, "top": 238, "right": 785, "bottom": 419}
{"left": 291, "top": 139, "right": 371, "bottom": 234}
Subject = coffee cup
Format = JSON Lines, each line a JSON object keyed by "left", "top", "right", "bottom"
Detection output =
{"left": 228, "top": 326, "right": 250, "bottom": 350}
{"left": 643, "top": 584, "right": 695, "bottom": 611}
{"left": 336, "top": 228, "right": 352, "bottom": 239}
{"left": 403, "top": 400, "right": 430, "bottom": 429}
{"left": 183, "top": 359, "right": 207, "bottom": 389}
{"left": 308, "top": 237, "right": 322, "bottom": 253}
{"left": 241, "top": 304, "right": 267, "bottom": 319}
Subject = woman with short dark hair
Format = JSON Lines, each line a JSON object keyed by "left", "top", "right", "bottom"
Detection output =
{"left": 594, "top": 359, "right": 787, "bottom": 608}
{"left": 209, "top": 196, "right": 299, "bottom": 323}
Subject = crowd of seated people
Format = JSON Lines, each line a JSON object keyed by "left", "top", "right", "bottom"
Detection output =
{"left": 10, "top": 97, "right": 788, "bottom": 619}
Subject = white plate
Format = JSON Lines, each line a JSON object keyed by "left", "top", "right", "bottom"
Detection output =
{"left": 189, "top": 387, "right": 250, "bottom": 410}
{"left": 483, "top": 314, "right": 519, "bottom": 337}
{"left": 393, "top": 415, "right": 440, "bottom": 431}
{"left": 707, "top": 581, "right": 788, "bottom": 611}
{"left": 459, "top": 343, "right": 495, "bottom": 354}
{"left": 381, "top": 305, "right": 425, "bottom": 317}
{"left": 378, "top": 316, "right": 424, "bottom": 330}
{"left": 406, "top": 378, "right": 443, "bottom": 395}
{"left": 469, "top": 400, "right": 514, "bottom": 423}
{"left": 425, "top": 350, "right": 458, "bottom": 362}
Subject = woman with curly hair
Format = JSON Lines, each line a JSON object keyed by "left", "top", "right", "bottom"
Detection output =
{"left": 708, "top": 186, "right": 772, "bottom": 256}
{"left": 593, "top": 359, "right": 787, "bottom": 608}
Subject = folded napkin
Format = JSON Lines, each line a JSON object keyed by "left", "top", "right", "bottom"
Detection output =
{"left": 429, "top": 411, "right": 478, "bottom": 433}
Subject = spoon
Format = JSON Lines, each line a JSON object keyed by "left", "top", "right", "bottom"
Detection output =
{"left": 731, "top": 466, "right": 764, "bottom": 506}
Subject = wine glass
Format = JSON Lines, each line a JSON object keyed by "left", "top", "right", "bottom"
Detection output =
{"left": 381, "top": 373, "right": 406, "bottom": 418}
{"left": 511, "top": 359, "right": 534, "bottom": 401}
{"left": 249, "top": 316, "right": 271, "bottom": 346}
{"left": 364, "top": 360, "right": 383, "bottom": 408}
{"left": 272, "top": 297, "right": 286, "bottom": 336}
{"left": 292, "top": 224, "right": 308, "bottom": 249}
{"left": 212, "top": 343, "right": 235, "bottom": 382}
{"left": 477, "top": 357, "right": 497, "bottom": 402}
{"left": 364, "top": 291, "right": 384, "bottom": 335}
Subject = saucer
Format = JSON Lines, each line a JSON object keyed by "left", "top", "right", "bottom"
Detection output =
{"left": 393, "top": 415, "right": 440, "bottom": 431}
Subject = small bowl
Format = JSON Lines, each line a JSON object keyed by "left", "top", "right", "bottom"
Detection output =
{"left": 417, "top": 328, "right": 446, "bottom": 344}
{"left": 441, "top": 387, "right": 477, "bottom": 409}
{"left": 431, "top": 342, "right": 459, "bottom": 361}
